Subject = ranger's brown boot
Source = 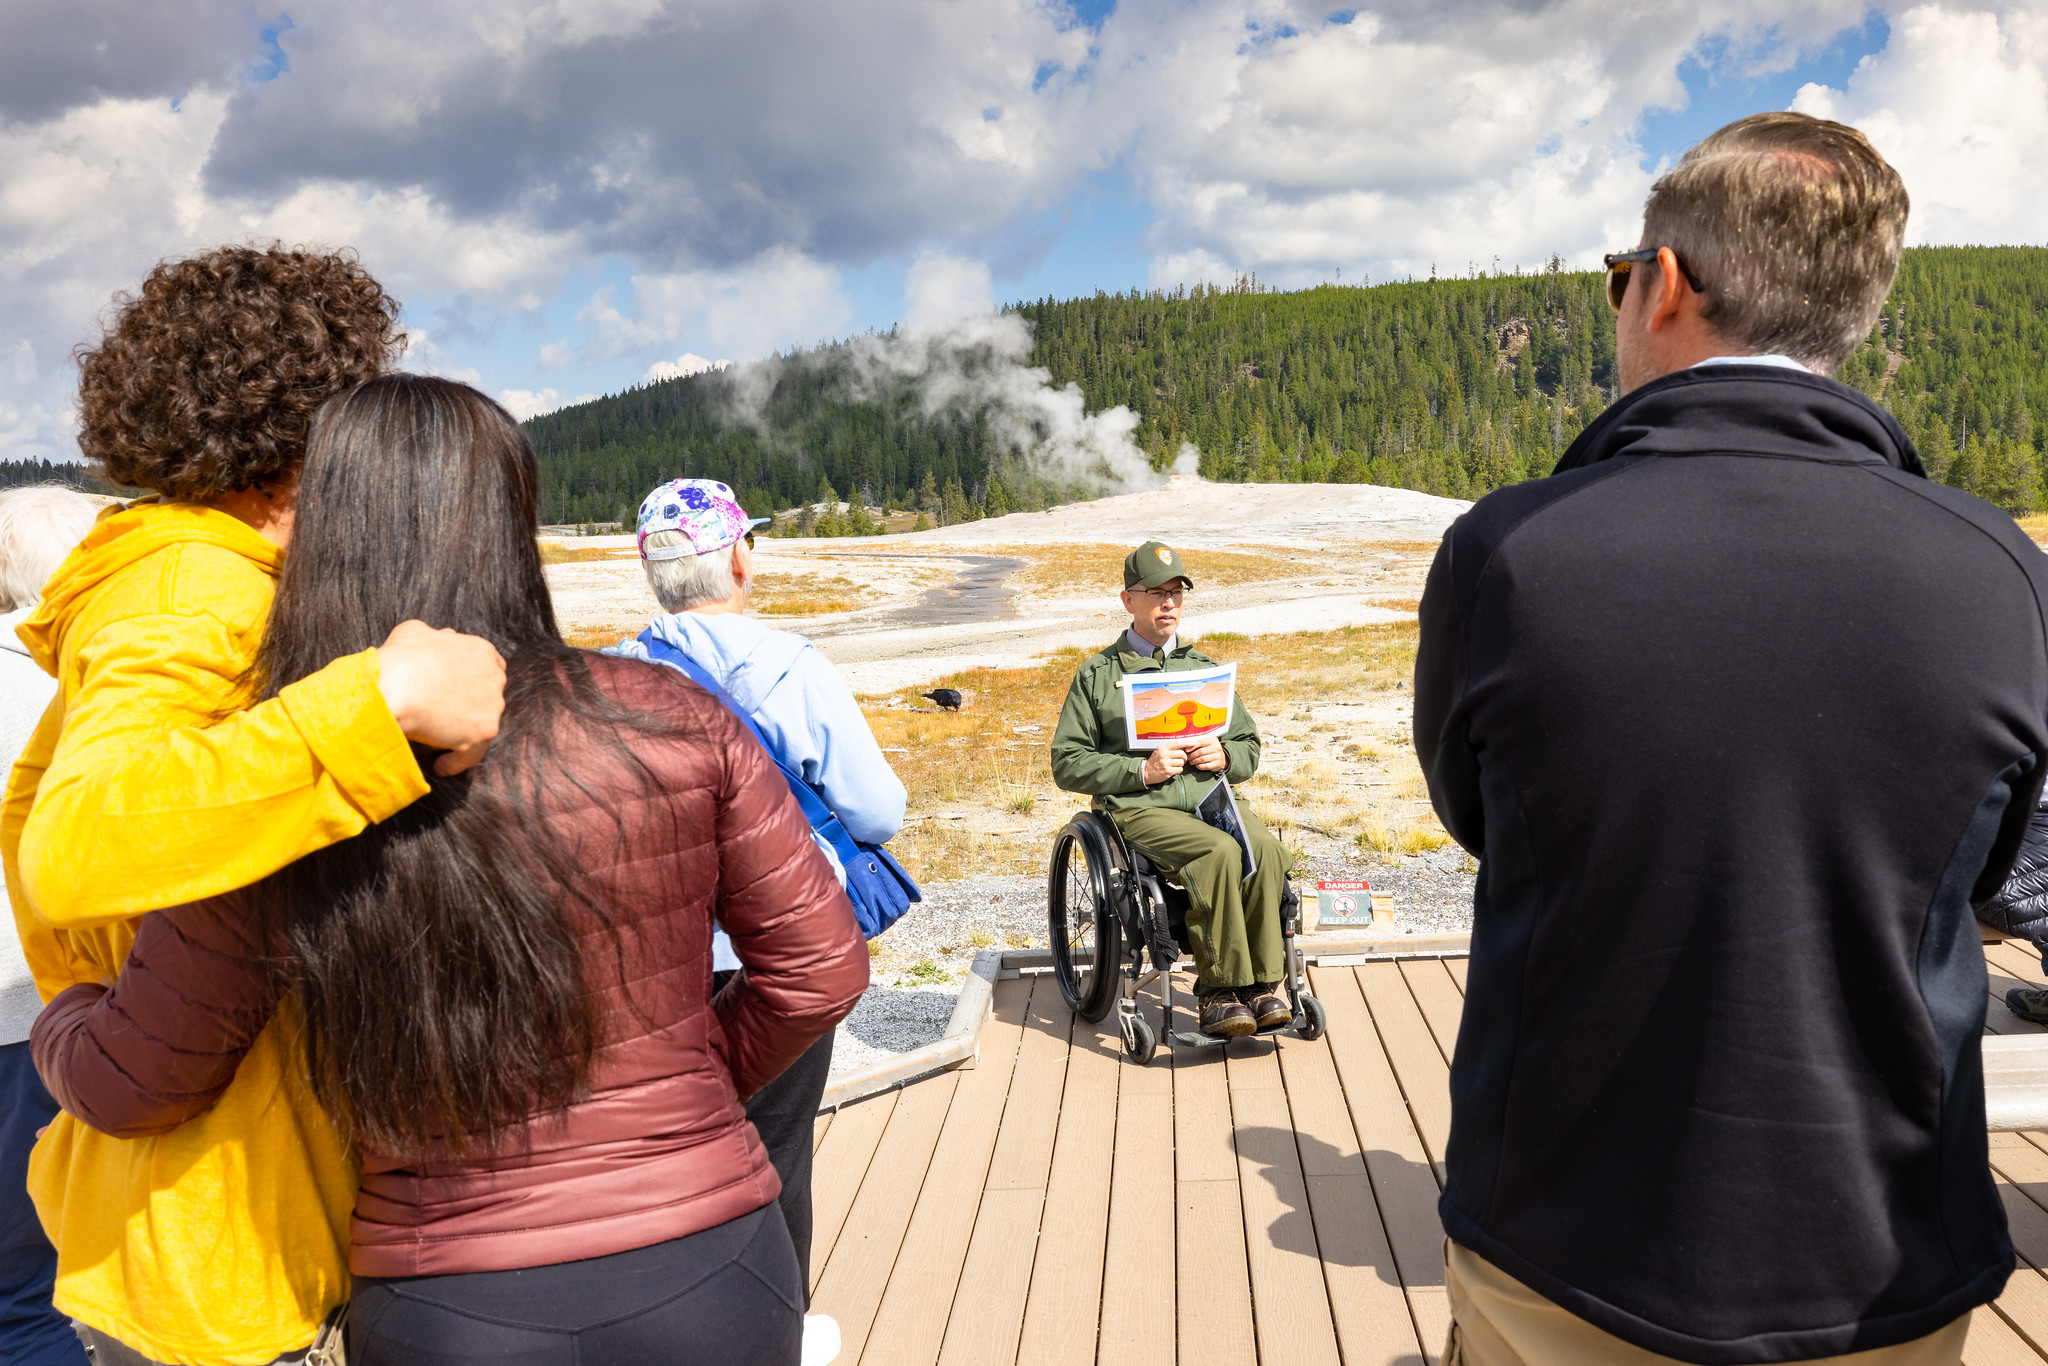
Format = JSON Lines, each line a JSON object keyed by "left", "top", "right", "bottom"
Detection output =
{"left": 1198, "top": 990, "right": 1257, "bottom": 1038}
{"left": 1240, "top": 982, "right": 1291, "bottom": 1029}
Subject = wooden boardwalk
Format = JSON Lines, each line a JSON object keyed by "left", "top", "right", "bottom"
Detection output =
{"left": 808, "top": 943, "right": 2048, "bottom": 1366}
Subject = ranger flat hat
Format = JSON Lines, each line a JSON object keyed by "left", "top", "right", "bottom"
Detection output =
{"left": 1125, "top": 540, "right": 1193, "bottom": 591}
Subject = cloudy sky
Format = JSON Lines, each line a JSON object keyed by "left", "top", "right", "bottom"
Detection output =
{"left": 3, "top": 0, "right": 2043, "bottom": 457}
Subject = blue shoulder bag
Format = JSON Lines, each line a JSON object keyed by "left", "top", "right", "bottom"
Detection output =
{"left": 636, "top": 629, "right": 920, "bottom": 938}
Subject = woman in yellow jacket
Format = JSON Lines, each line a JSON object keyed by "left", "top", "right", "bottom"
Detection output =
{"left": 2, "top": 246, "right": 507, "bottom": 1366}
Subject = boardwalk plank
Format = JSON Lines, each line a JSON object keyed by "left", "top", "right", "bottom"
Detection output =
{"left": 849, "top": 974, "right": 1032, "bottom": 1366}
{"left": 811, "top": 1073, "right": 961, "bottom": 1363}
{"left": 1179, "top": 1181, "right": 1258, "bottom": 1366}
{"left": 1174, "top": 987, "right": 1255, "bottom": 1366}
{"left": 1233, "top": 1081, "right": 1345, "bottom": 1366}
{"left": 983, "top": 985, "right": 1077, "bottom": 1190}
{"left": 1016, "top": 1019, "right": 1121, "bottom": 1366}
{"left": 1359, "top": 961, "right": 1456, "bottom": 1183}
{"left": 1098, "top": 1019, "right": 1175, "bottom": 1366}
{"left": 1992, "top": 1266, "right": 2048, "bottom": 1362}
{"left": 1444, "top": 957, "right": 1469, "bottom": 993}
{"left": 814, "top": 1111, "right": 832, "bottom": 1153}
{"left": 936, "top": 987, "right": 1079, "bottom": 1366}
{"left": 1966, "top": 1304, "right": 2043, "bottom": 1366}
{"left": 808, "top": 1089, "right": 899, "bottom": 1293}
{"left": 1174, "top": 1017, "right": 1239, "bottom": 1183}
{"left": 1311, "top": 965, "right": 1451, "bottom": 1365}
{"left": 1276, "top": 1009, "right": 1426, "bottom": 1366}
{"left": 1990, "top": 942, "right": 2048, "bottom": 984}
{"left": 939, "top": 1189, "right": 1047, "bottom": 1366}
{"left": 1400, "top": 959, "right": 1465, "bottom": 1067}
{"left": 1988, "top": 943, "right": 2048, "bottom": 1037}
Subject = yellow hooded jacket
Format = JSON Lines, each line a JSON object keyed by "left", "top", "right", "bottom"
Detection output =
{"left": 2, "top": 500, "right": 430, "bottom": 1364}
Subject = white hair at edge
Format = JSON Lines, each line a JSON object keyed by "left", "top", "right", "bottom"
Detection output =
{"left": 0, "top": 486, "right": 101, "bottom": 612}
{"left": 641, "top": 529, "right": 744, "bottom": 613}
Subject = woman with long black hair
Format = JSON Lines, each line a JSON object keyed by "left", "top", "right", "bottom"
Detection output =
{"left": 31, "top": 374, "right": 869, "bottom": 1366}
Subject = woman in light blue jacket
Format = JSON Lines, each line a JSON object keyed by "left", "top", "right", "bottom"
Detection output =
{"left": 608, "top": 478, "right": 906, "bottom": 1366}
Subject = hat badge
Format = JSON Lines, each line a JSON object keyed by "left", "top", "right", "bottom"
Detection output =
{"left": 1157, "top": 547, "right": 1173, "bottom": 563}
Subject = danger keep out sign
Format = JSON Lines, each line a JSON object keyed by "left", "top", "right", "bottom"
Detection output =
{"left": 1317, "top": 879, "right": 1373, "bottom": 927}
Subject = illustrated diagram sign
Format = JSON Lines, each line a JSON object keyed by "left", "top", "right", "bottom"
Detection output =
{"left": 1119, "top": 661, "right": 1236, "bottom": 751}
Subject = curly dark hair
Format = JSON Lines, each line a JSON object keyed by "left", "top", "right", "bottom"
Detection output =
{"left": 74, "top": 245, "right": 405, "bottom": 499}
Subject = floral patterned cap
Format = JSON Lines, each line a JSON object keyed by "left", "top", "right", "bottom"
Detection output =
{"left": 636, "top": 478, "right": 771, "bottom": 562}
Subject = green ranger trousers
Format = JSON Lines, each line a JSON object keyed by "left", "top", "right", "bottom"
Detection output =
{"left": 1110, "top": 801, "right": 1293, "bottom": 993}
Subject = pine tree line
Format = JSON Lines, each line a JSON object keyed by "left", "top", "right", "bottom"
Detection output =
{"left": 523, "top": 245, "right": 2048, "bottom": 524}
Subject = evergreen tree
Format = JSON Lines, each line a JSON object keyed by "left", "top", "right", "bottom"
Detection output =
{"left": 523, "top": 246, "right": 2048, "bottom": 521}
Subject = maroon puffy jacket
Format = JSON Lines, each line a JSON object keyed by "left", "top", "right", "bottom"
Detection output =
{"left": 32, "top": 653, "right": 870, "bottom": 1277}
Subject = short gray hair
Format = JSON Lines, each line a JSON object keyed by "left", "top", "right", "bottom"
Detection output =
{"left": 0, "top": 486, "right": 101, "bottom": 611}
{"left": 1645, "top": 111, "right": 1909, "bottom": 373}
{"left": 641, "top": 530, "right": 738, "bottom": 613}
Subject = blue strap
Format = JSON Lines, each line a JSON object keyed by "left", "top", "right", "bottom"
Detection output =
{"left": 634, "top": 629, "right": 919, "bottom": 936}
{"left": 636, "top": 630, "right": 863, "bottom": 864}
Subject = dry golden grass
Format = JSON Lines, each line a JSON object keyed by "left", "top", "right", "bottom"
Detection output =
{"left": 539, "top": 543, "right": 635, "bottom": 565}
{"left": 562, "top": 624, "right": 627, "bottom": 650}
{"left": 756, "top": 597, "right": 857, "bottom": 616}
{"left": 749, "top": 571, "right": 859, "bottom": 618}
{"left": 2019, "top": 514, "right": 2048, "bottom": 547}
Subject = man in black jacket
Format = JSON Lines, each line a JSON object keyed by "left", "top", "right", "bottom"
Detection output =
{"left": 1417, "top": 112, "right": 2048, "bottom": 1366}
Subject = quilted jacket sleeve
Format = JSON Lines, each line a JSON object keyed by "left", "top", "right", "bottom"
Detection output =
{"left": 709, "top": 720, "right": 869, "bottom": 1100}
{"left": 29, "top": 897, "right": 279, "bottom": 1138}
{"left": 1979, "top": 803, "right": 2048, "bottom": 953}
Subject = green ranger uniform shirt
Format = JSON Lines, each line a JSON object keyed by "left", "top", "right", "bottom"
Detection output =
{"left": 1049, "top": 634, "right": 1262, "bottom": 812}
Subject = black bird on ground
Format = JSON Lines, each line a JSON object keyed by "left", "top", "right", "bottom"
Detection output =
{"left": 922, "top": 689, "right": 964, "bottom": 711}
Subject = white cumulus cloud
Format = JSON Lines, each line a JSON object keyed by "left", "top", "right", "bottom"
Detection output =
{"left": 497, "top": 388, "right": 601, "bottom": 422}
{"left": 1792, "top": 5, "right": 2048, "bottom": 247}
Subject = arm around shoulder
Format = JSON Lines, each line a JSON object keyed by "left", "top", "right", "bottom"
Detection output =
{"left": 30, "top": 897, "right": 280, "bottom": 1138}
{"left": 18, "top": 613, "right": 428, "bottom": 928}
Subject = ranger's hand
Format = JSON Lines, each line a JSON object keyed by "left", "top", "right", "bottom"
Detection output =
{"left": 1184, "top": 736, "right": 1228, "bottom": 772}
{"left": 1142, "top": 744, "right": 1187, "bottom": 785}
{"left": 375, "top": 621, "right": 508, "bottom": 776}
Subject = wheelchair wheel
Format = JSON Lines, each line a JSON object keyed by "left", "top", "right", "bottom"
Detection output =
{"left": 1120, "top": 1010, "right": 1158, "bottom": 1065}
{"left": 1297, "top": 994, "right": 1327, "bottom": 1042}
{"left": 1048, "top": 819, "right": 1121, "bottom": 1022}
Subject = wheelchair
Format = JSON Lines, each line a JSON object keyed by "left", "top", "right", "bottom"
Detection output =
{"left": 1046, "top": 810, "right": 1326, "bottom": 1064}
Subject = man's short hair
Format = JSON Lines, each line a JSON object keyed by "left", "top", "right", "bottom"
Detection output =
{"left": 641, "top": 529, "right": 736, "bottom": 613}
{"left": 0, "top": 486, "right": 101, "bottom": 611}
{"left": 1645, "top": 112, "right": 1908, "bottom": 373}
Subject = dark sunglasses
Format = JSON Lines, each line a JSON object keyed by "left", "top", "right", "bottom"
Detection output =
{"left": 744, "top": 530, "right": 755, "bottom": 549}
{"left": 1603, "top": 247, "right": 1706, "bottom": 312}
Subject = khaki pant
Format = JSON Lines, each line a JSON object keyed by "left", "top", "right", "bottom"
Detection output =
{"left": 1444, "top": 1242, "right": 1969, "bottom": 1366}
{"left": 1110, "top": 800, "right": 1292, "bottom": 992}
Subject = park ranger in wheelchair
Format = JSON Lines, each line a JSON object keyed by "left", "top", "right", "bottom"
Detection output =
{"left": 1049, "top": 540, "right": 1296, "bottom": 1039}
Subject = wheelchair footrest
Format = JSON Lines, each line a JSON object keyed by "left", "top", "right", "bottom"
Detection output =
{"left": 1170, "top": 1015, "right": 1309, "bottom": 1048}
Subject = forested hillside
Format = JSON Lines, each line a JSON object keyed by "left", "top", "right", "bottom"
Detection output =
{"left": 16, "top": 247, "right": 2037, "bottom": 523}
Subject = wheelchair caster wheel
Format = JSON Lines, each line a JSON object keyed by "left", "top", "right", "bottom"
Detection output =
{"left": 1121, "top": 1011, "right": 1158, "bottom": 1065}
{"left": 1296, "top": 994, "right": 1327, "bottom": 1042}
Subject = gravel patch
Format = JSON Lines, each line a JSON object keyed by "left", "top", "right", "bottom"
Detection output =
{"left": 830, "top": 986, "right": 958, "bottom": 1078}
{"left": 1292, "top": 847, "right": 1477, "bottom": 935}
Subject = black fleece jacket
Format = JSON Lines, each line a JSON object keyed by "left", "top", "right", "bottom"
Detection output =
{"left": 1416, "top": 363, "right": 2048, "bottom": 1363}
